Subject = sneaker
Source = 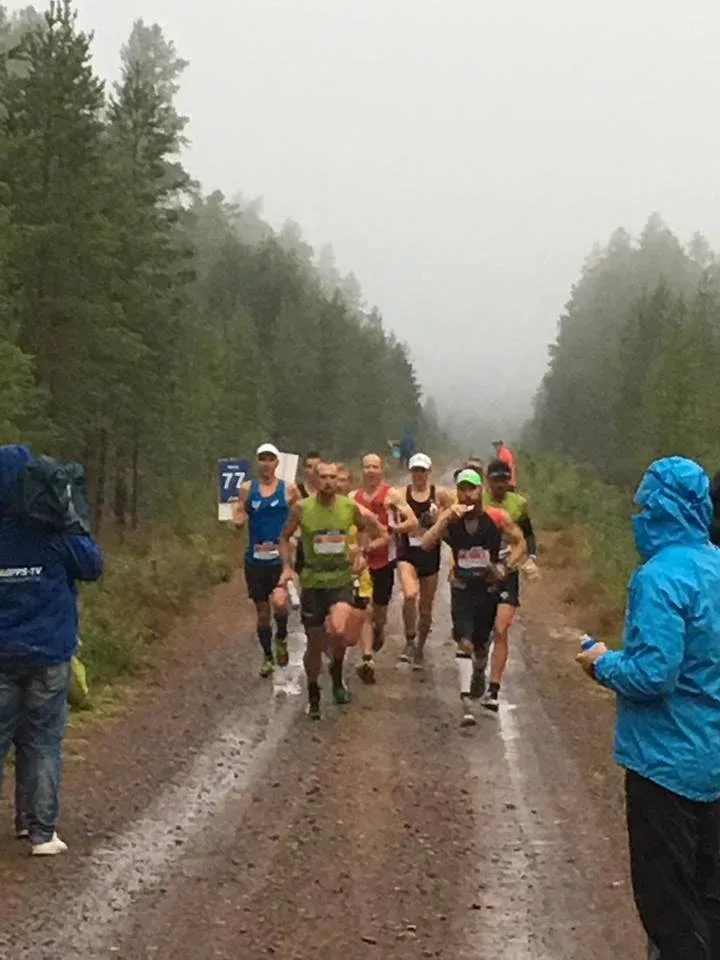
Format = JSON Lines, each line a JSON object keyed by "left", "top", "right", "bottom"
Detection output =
{"left": 469, "top": 667, "right": 486, "bottom": 700}
{"left": 481, "top": 689, "right": 500, "bottom": 713}
{"left": 460, "top": 696, "right": 477, "bottom": 727}
{"left": 356, "top": 656, "right": 376, "bottom": 684}
{"left": 308, "top": 685, "right": 321, "bottom": 720}
{"left": 275, "top": 637, "right": 289, "bottom": 667}
{"left": 31, "top": 833, "right": 68, "bottom": 856}
{"left": 16, "top": 829, "right": 29, "bottom": 840}
{"left": 259, "top": 657, "right": 274, "bottom": 678}
{"left": 411, "top": 645, "right": 425, "bottom": 671}
{"left": 332, "top": 685, "right": 351, "bottom": 706}
{"left": 398, "top": 639, "right": 416, "bottom": 663}
{"left": 371, "top": 624, "right": 385, "bottom": 653}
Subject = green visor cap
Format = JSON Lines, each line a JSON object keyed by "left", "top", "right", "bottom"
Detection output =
{"left": 455, "top": 469, "right": 483, "bottom": 487}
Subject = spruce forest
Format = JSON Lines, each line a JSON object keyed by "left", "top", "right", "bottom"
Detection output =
{"left": 528, "top": 213, "right": 720, "bottom": 488}
{"left": 0, "top": 2, "right": 442, "bottom": 532}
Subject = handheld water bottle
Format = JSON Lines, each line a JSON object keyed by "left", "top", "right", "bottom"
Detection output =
{"left": 580, "top": 633, "right": 598, "bottom": 651}
{"left": 287, "top": 579, "right": 300, "bottom": 610}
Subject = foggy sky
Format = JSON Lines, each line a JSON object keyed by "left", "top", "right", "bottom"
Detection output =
{"left": 69, "top": 0, "right": 720, "bottom": 425}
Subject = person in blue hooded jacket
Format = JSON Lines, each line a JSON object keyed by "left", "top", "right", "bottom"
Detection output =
{"left": 0, "top": 444, "right": 103, "bottom": 856}
{"left": 577, "top": 456, "right": 720, "bottom": 960}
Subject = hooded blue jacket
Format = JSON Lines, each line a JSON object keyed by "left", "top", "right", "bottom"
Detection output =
{"left": 594, "top": 457, "right": 720, "bottom": 802}
{"left": 0, "top": 445, "right": 103, "bottom": 666}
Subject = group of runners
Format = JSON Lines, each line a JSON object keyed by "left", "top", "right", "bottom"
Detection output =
{"left": 232, "top": 442, "right": 539, "bottom": 726}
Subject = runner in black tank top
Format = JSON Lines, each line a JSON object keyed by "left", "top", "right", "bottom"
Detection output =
{"left": 397, "top": 454, "right": 455, "bottom": 668}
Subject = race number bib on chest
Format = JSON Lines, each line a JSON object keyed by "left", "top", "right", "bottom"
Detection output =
{"left": 408, "top": 535, "right": 424, "bottom": 548}
{"left": 313, "top": 530, "right": 346, "bottom": 555}
{"left": 457, "top": 546, "right": 490, "bottom": 573}
{"left": 253, "top": 541, "right": 280, "bottom": 561}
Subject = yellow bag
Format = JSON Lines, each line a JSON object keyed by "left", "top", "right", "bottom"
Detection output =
{"left": 68, "top": 655, "right": 90, "bottom": 709}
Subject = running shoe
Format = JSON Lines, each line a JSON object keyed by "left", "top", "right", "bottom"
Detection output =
{"left": 308, "top": 684, "right": 321, "bottom": 720}
{"left": 259, "top": 657, "right": 274, "bottom": 678}
{"left": 398, "top": 639, "right": 416, "bottom": 663}
{"left": 332, "top": 685, "right": 352, "bottom": 706}
{"left": 31, "top": 833, "right": 68, "bottom": 856}
{"left": 481, "top": 689, "right": 500, "bottom": 713}
{"left": 356, "top": 655, "right": 376, "bottom": 684}
{"left": 275, "top": 636, "right": 289, "bottom": 667}
{"left": 460, "top": 695, "right": 477, "bottom": 727}
{"left": 411, "top": 645, "right": 425, "bottom": 671}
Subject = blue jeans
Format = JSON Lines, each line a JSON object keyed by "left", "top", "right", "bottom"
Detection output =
{"left": 0, "top": 662, "right": 70, "bottom": 844}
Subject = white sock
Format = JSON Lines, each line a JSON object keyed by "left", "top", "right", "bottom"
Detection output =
{"left": 456, "top": 654, "right": 473, "bottom": 696}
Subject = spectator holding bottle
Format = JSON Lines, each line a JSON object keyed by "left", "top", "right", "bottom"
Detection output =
{"left": 577, "top": 456, "right": 720, "bottom": 960}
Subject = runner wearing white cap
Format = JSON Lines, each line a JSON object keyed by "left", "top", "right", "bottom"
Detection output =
{"left": 232, "top": 443, "right": 300, "bottom": 677}
{"left": 396, "top": 453, "right": 455, "bottom": 667}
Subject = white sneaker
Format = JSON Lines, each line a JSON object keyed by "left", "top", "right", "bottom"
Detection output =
{"left": 398, "top": 639, "right": 416, "bottom": 663}
{"left": 460, "top": 696, "right": 477, "bottom": 727}
{"left": 16, "top": 828, "right": 29, "bottom": 840}
{"left": 31, "top": 833, "right": 68, "bottom": 856}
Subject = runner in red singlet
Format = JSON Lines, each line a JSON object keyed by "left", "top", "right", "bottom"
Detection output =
{"left": 352, "top": 453, "right": 415, "bottom": 652}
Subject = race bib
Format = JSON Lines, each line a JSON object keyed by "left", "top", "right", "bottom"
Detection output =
{"left": 313, "top": 530, "right": 346, "bottom": 555}
{"left": 457, "top": 546, "right": 490, "bottom": 573}
{"left": 408, "top": 535, "right": 424, "bottom": 548}
{"left": 253, "top": 541, "right": 280, "bottom": 561}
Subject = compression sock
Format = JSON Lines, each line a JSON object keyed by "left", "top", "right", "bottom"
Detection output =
{"left": 329, "top": 656, "right": 344, "bottom": 690}
{"left": 274, "top": 612, "right": 289, "bottom": 640}
{"left": 257, "top": 625, "right": 273, "bottom": 659}
{"left": 455, "top": 652, "right": 473, "bottom": 696}
{"left": 489, "top": 682, "right": 500, "bottom": 696}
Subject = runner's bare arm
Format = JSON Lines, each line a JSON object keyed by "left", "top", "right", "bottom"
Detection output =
{"left": 500, "top": 513, "right": 527, "bottom": 570}
{"left": 286, "top": 481, "right": 302, "bottom": 506}
{"left": 279, "top": 502, "right": 303, "bottom": 579}
{"left": 436, "top": 486, "right": 456, "bottom": 509}
{"left": 231, "top": 481, "right": 251, "bottom": 526}
{"left": 420, "top": 503, "right": 468, "bottom": 550}
{"left": 353, "top": 502, "right": 387, "bottom": 553}
{"left": 386, "top": 488, "right": 416, "bottom": 533}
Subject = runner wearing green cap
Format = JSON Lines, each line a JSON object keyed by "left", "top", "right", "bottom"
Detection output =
{"left": 421, "top": 469, "right": 525, "bottom": 726}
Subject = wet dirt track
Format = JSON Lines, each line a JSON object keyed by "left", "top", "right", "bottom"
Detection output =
{"left": 0, "top": 570, "right": 644, "bottom": 959}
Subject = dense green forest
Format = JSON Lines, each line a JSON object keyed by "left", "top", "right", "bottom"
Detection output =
{"left": 527, "top": 212, "right": 720, "bottom": 488}
{"left": 0, "top": 1, "right": 444, "bottom": 533}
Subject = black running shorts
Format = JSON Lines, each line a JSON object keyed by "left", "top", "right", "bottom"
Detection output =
{"left": 244, "top": 562, "right": 282, "bottom": 603}
{"left": 369, "top": 562, "right": 395, "bottom": 606}
{"left": 450, "top": 583, "right": 498, "bottom": 653}
{"left": 300, "top": 584, "right": 355, "bottom": 629}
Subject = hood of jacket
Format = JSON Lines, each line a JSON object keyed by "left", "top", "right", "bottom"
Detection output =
{"left": 632, "top": 456, "right": 712, "bottom": 561}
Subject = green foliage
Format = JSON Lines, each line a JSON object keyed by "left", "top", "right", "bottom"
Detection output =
{"left": 521, "top": 453, "right": 637, "bottom": 631}
{"left": 0, "top": 2, "right": 451, "bottom": 696}
{"left": 528, "top": 213, "right": 720, "bottom": 486}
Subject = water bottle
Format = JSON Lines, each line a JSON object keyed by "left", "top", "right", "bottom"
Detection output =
{"left": 580, "top": 633, "right": 598, "bottom": 651}
{"left": 287, "top": 579, "right": 300, "bottom": 610}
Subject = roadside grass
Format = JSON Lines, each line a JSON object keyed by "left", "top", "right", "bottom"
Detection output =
{"left": 76, "top": 493, "right": 240, "bottom": 702}
{"left": 521, "top": 453, "right": 637, "bottom": 642}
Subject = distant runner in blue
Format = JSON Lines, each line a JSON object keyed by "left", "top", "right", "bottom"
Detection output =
{"left": 233, "top": 443, "right": 301, "bottom": 677}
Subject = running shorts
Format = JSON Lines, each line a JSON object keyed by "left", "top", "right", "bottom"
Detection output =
{"left": 300, "top": 584, "right": 355, "bottom": 629}
{"left": 496, "top": 570, "right": 520, "bottom": 608}
{"left": 244, "top": 562, "right": 282, "bottom": 602}
{"left": 398, "top": 545, "right": 441, "bottom": 579}
{"left": 369, "top": 562, "right": 395, "bottom": 606}
{"left": 450, "top": 583, "right": 498, "bottom": 654}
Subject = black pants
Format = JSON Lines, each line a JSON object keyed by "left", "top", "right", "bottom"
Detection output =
{"left": 626, "top": 770, "right": 720, "bottom": 959}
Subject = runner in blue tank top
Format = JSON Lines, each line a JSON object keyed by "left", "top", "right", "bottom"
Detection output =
{"left": 233, "top": 443, "right": 300, "bottom": 676}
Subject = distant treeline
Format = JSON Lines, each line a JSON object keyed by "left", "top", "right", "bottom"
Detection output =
{"left": 0, "top": 2, "right": 446, "bottom": 531}
{"left": 526, "top": 212, "right": 720, "bottom": 487}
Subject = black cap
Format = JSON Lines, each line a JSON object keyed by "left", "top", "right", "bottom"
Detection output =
{"left": 486, "top": 458, "right": 512, "bottom": 480}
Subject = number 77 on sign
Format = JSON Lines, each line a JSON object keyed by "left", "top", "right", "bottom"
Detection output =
{"left": 217, "top": 458, "right": 252, "bottom": 521}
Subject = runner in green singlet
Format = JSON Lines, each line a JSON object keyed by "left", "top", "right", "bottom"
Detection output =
{"left": 481, "top": 459, "right": 540, "bottom": 711}
{"left": 279, "top": 461, "right": 386, "bottom": 719}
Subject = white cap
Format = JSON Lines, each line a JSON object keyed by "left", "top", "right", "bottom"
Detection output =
{"left": 408, "top": 453, "right": 432, "bottom": 470}
{"left": 256, "top": 443, "right": 280, "bottom": 458}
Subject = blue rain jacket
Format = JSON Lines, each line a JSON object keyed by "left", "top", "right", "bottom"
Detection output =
{"left": 0, "top": 445, "right": 103, "bottom": 666}
{"left": 594, "top": 457, "right": 720, "bottom": 801}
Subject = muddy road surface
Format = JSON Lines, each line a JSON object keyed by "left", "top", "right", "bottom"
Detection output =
{"left": 0, "top": 570, "right": 644, "bottom": 959}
